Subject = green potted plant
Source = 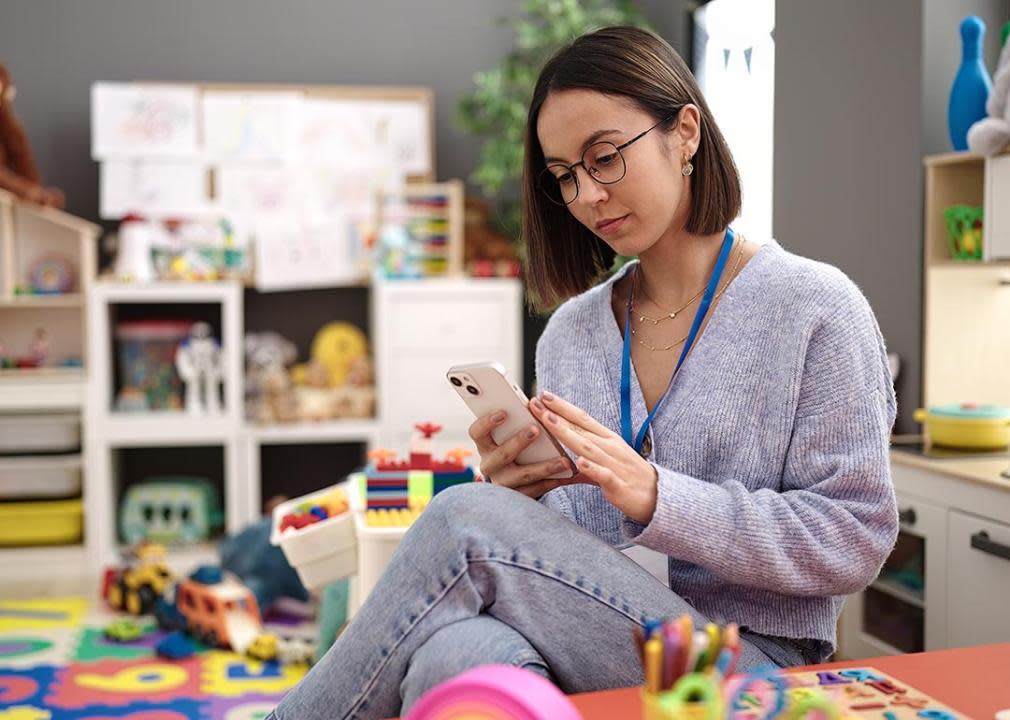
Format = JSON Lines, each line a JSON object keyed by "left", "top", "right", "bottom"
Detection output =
{"left": 457, "top": 0, "right": 650, "bottom": 243}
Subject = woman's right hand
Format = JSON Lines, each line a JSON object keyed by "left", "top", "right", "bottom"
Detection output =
{"left": 469, "top": 410, "right": 577, "bottom": 499}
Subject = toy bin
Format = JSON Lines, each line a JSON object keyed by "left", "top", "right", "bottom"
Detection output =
{"left": 0, "top": 456, "right": 82, "bottom": 499}
{"left": 0, "top": 414, "right": 80, "bottom": 454}
{"left": 270, "top": 481, "right": 356, "bottom": 591}
{"left": 352, "top": 508, "right": 410, "bottom": 610}
{"left": 0, "top": 498, "right": 83, "bottom": 545}
{"left": 115, "top": 320, "right": 194, "bottom": 411}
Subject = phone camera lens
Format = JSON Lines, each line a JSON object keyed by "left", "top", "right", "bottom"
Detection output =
{"left": 466, "top": 385, "right": 480, "bottom": 396}
{"left": 450, "top": 376, "right": 463, "bottom": 387}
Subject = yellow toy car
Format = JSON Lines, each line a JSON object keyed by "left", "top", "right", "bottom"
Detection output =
{"left": 105, "top": 542, "right": 174, "bottom": 616}
{"left": 247, "top": 633, "right": 278, "bottom": 662}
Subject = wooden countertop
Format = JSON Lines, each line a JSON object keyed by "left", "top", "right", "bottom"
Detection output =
{"left": 890, "top": 440, "right": 1010, "bottom": 493}
{"left": 568, "top": 643, "right": 1010, "bottom": 719}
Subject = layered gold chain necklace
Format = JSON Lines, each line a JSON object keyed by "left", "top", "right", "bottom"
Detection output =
{"left": 629, "top": 237, "right": 745, "bottom": 352}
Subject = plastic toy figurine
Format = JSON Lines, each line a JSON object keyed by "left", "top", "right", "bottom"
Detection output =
{"left": 113, "top": 214, "right": 161, "bottom": 283}
{"left": 29, "top": 328, "right": 49, "bottom": 367}
{"left": 175, "top": 321, "right": 223, "bottom": 415}
{"left": 0, "top": 64, "right": 64, "bottom": 208}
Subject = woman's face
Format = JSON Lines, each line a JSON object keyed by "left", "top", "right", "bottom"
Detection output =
{"left": 536, "top": 89, "right": 698, "bottom": 257}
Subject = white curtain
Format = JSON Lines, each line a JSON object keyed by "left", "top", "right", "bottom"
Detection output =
{"left": 694, "top": 0, "right": 775, "bottom": 242}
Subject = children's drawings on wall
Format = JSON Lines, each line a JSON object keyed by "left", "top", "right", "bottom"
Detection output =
{"left": 302, "top": 163, "right": 404, "bottom": 224}
{"left": 91, "top": 82, "right": 431, "bottom": 290}
{"left": 91, "top": 83, "right": 199, "bottom": 159}
{"left": 370, "top": 100, "right": 431, "bottom": 177}
{"left": 300, "top": 99, "right": 384, "bottom": 164}
{"left": 216, "top": 164, "right": 301, "bottom": 217}
{"left": 252, "top": 217, "right": 360, "bottom": 292}
{"left": 203, "top": 91, "right": 303, "bottom": 163}
{"left": 100, "top": 159, "right": 208, "bottom": 219}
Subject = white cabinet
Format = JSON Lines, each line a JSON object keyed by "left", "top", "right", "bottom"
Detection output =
{"left": 840, "top": 456, "right": 1010, "bottom": 660}
{"left": 946, "top": 509, "right": 1010, "bottom": 648}
{"left": 840, "top": 490, "right": 946, "bottom": 658}
{"left": 373, "top": 278, "right": 522, "bottom": 453}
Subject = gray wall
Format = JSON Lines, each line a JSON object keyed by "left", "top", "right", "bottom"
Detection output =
{"left": 774, "top": 0, "right": 1008, "bottom": 434}
{"left": 0, "top": 0, "right": 687, "bottom": 224}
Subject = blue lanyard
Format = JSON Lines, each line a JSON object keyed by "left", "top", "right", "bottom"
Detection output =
{"left": 620, "top": 228, "right": 735, "bottom": 454}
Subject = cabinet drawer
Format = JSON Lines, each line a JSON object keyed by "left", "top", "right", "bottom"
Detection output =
{"left": 947, "top": 509, "right": 1010, "bottom": 647}
{"left": 387, "top": 298, "right": 508, "bottom": 352}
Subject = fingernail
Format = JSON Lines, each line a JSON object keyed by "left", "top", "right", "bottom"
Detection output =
{"left": 530, "top": 398, "right": 543, "bottom": 411}
{"left": 491, "top": 411, "right": 506, "bottom": 423}
{"left": 542, "top": 391, "right": 555, "bottom": 402}
{"left": 526, "top": 425, "right": 539, "bottom": 439}
{"left": 545, "top": 411, "right": 558, "bottom": 424}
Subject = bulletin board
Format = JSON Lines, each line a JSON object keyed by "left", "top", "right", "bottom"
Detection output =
{"left": 90, "top": 81, "right": 436, "bottom": 290}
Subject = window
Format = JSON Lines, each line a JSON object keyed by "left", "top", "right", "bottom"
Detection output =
{"left": 694, "top": 0, "right": 775, "bottom": 242}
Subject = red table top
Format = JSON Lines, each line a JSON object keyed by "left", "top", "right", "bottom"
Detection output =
{"left": 568, "top": 643, "right": 1010, "bottom": 719}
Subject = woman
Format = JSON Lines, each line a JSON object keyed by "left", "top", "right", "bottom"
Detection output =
{"left": 268, "top": 26, "right": 897, "bottom": 720}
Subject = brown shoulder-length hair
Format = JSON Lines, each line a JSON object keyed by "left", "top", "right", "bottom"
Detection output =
{"left": 523, "top": 26, "right": 742, "bottom": 313}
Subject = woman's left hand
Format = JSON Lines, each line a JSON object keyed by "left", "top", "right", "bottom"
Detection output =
{"left": 529, "top": 391, "right": 658, "bottom": 525}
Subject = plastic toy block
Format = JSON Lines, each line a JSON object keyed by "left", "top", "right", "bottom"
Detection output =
{"left": 408, "top": 452, "right": 433, "bottom": 469}
{"left": 365, "top": 479, "right": 410, "bottom": 489}
{"left": 365, "top": 469, "right": 411, "bottom": 480}
{"left": 366, "top": 498, "right": 410, "bottom": 509}
{"left": 365, "top": 506, "right": 426, "bottom": 528}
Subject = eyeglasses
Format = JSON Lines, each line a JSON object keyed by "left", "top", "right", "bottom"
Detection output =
{"left": 538, "top": 111, "right": 679, "bottom": 206}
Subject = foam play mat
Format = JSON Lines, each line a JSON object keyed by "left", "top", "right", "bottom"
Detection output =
{"left": 0, "top": 597, "right": 308, "bottom": 719}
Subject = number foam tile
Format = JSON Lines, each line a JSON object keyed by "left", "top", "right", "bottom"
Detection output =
{"left": 46, "top": 657, "right": 202, "bottom": 709}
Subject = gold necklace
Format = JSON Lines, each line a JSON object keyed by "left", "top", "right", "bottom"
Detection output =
{"left": 635, "top": 282, "right": 706, "bottom": 324}
{"left": 633, "top": 236, "right": 741, "bottom": 324}
{"left": 629, "top": 238, "right": 746, "bottom": 352}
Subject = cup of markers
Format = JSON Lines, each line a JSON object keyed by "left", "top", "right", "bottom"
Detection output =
{"left": 636, "top": 615, "right": 740, "bottom": 720}
{"left": 635, "top": 616, "right": 845, "bottom": 720}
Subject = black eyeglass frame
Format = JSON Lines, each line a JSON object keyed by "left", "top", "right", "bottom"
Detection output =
{"left": 538, "top": 109, "right": 682, "bottom": 206}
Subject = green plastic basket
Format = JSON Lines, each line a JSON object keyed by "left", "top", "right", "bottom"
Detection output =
{"left": 943, "top": 205, "right": 984, "bottom": 260}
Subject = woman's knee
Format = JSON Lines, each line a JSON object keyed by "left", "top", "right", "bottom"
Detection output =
{"left": 422, "top": 481, "right": 534, "bottom": 531}
{"left": 400, "top": 616, "right": 550, "bottom": 710}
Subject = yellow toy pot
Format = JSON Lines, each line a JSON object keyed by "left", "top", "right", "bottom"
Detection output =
{"left": 913, "top": 404, "right": 1010, "bottom": 450}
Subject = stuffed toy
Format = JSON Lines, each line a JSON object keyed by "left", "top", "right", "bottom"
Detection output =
{"left": 245, "top": 332, "right": 299, "bottom": 423}
{"left": 0, "top": 64, "right": 64, "bottom": 207}
{"left": 968, "top": 22, "right": 1010, "bottom": 155}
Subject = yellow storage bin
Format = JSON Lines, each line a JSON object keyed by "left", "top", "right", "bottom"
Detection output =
{"left": 0, "top": 499, "right": 83, "bottom": 545}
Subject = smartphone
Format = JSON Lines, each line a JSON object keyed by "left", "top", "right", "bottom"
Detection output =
{"left": 446, "top": 361, "right": 574, "bottom": 479}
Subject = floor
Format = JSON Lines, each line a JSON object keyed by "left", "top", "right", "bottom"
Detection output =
{"left": 0, "top": 595, "right": 311, "bottom": 719}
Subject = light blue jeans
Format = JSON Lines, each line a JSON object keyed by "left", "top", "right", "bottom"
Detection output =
{"left": 267, "top": 483, "right": 808, "bottom": 720}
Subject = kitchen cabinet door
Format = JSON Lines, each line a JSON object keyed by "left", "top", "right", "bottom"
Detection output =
{"left": 947, "top": 509, "right": 1010, "bottom": 647}
{"left": 839, "top": 490, "right": 947, "bottom": 658}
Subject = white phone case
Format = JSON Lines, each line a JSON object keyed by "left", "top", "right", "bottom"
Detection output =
{"left": 446, "top": 361, "right": 573, "bottom": 479}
